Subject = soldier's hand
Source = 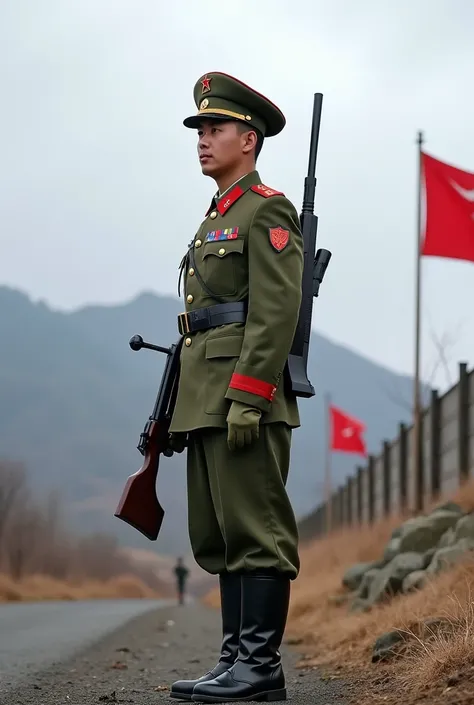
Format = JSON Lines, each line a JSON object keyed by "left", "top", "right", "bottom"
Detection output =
{"left": 168, "top": 432, "right": 188, "bottom": 453}
{"left": 226, "top": 400, "right": 261, "bottom": 451}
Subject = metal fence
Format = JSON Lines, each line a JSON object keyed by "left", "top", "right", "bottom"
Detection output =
{"left": 298, "top": 361, "right": 474, "bottom": 541}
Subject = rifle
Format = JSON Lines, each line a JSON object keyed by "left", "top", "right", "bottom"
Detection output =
{"left": 114, "top": 333, "right": 183, "bottom": 541}
{"left": 286, "top": 92, "right": 332, "bottom": 398}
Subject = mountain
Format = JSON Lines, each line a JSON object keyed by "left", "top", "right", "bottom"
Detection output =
{"left": 0, "top": 285, "right": 424, "bottom": 556}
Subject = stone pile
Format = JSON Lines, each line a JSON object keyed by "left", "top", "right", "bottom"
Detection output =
{"left": 341, "top": 501, "right": 474, "bottom": 613}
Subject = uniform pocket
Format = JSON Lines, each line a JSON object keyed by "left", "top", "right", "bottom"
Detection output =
{"left": 201, "top": 238, "right": 245, "bottom": 298}
{"left": 205, "top": 335, "right": 243, "bottom": 415}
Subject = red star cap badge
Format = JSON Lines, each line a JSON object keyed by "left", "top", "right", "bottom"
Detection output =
{"left": 201, "top": 75, "right": 212, "bottom": 94}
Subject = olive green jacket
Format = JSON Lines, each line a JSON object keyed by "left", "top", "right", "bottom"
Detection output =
{"left": 169, "top": 170, "right": 303, "bottom": 433}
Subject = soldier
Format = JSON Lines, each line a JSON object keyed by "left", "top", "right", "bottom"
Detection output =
{"left": 174, "top": 557, "right": 189, "bottom": 606}
{"left": 168, "top": 72, "right": 304, "bottom": 703}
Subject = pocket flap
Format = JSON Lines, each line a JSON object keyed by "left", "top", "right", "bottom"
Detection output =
{"left": 202, "top": 238, "right": 245, "bottom": 260}
{"left": 205, "top": 335, "right": 243, "bottom": 359}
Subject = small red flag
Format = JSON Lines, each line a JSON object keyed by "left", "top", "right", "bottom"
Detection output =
{"left": 329, "top": 405, "right": 367, "bottom": 456}
{"left": 421, "top": 151, "right": 474, "bottom": 264}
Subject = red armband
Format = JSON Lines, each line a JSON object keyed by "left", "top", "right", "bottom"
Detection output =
{"left": 229, "top": 373, "right": 277, "bottom": 401}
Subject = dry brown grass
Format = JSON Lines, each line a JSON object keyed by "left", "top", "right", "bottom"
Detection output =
{"left": 0, "top": 460, "right": 175, "bottom": 600}
{"left": 201, "top": 480, "right": 474, "bottom": 703}
{"left": 0, "top": 571, "right": 161, "bottom": 602}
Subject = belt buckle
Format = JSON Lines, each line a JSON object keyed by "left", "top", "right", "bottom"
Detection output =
{"left": 178, "top": 311, "right": 191, "bottom": 335}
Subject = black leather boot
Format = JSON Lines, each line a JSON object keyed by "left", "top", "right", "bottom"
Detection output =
{"left": 192, "top": 570, "right": 290, "bottom": 702}
{"left": 170, "top": 572, "right": 242, "bottom": 700}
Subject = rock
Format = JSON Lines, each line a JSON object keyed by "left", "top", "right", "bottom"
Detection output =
{"left": 426, "top": 538, "right": 474, "bottom": 575}
{"left": 285, "top": 636, "right": 304, "bottom": 645}
{"left": 349, "top": 597, "right": 371, "bottom": 613}
{"left": 454, "top": 513, "right": 474, "bottom": 542}
{"left": 372, "top": 617, "right": 453, "bottom": 663}
{"left": 398, "top": 511, "right": 461, "bottom": 554}
{"left": 372, "top": 630, "right": 409, "bottom": 662}
{"left": 390, "top": 525, "right": 404, "bottom": 539}
{"left": 393, "top": 516, "right": 423, "bottom": 539}
{"left": 342, "top": 562, "right": 377, "bottom": 591}
{"left": 438, "top": 527, "right": 456, "bottom": 549}
{"left": 422, "top": 617, "right": 453, "bottom": 639}
{"left": 357, "top": 568, "right": 381, "bottom": 599}
{"left": 431, "top": 501, "right": 464, "bottom": 516}
{"left": 367, "top": 552, "right": 425, "bottom": 605}
{"left": 383, "top": 537, "right": 402, "bottom": 563}
{"left": 402, "top": 570, "right": 427, "bottom": 593}
{"left": 422, "top": 547, "right": 437, "bottom": 568}
{"left": 327, "top": 592, "right": 354, "bottom": 606}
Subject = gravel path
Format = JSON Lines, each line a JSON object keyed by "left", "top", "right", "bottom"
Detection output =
{"left": 0, "top": 601, "right": 350, "bottom": 705}
{"left": 0, "top": 599, "right": 171, "bottom": 693}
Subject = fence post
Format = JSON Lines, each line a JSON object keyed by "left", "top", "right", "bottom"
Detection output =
{"left": 368, "top": 455, "right": 375, "bottom": 523}
{"left": 399, "top": 422, "right": 408, "bottom": 513}
{"left": 338, "top": 487, "right": 344, "bottom": 527}
{"left": 332, "top": 491, "right": 339, "bottom": 529}
{"left": 429, "top": 389, "right": 441, "bottom": 498}
{"left": 347, "top": 477, "right": 353, "bottom": 525}
{"left": 382, "top": 440, "right": 391, "bottom": 516}
{"left": 458, "top": 362, "right": 470, "bottom": 484}
{"left": 313, "top": 506, "right": 320, "bottom": 536}
{"left": 356, "top": 466, "right": 363, "bottom": 523}
{"left": 335, "top": 487, "right": 344, "bottom": 528}
{"left": 322, "top": 502, "right": 328, "bottom": 534}
{"left": 339, "top": 485, "right": 347, "bottom": 526}
{"left": 415, "top": 411, "right": 424, "bottom": 513}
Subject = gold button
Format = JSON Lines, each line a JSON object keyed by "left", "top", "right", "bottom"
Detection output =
{"left": 219, "top": 247, "right": 225, "bottom": 255}
{"left": 185, "top": 337, "right": 192, "bottom": 347}
{"left": 188, "top": 268, "right": 195, "bottom": 276}
{"left": 187, "top": 294, "right": 193, "bottom": 303}
{"left": 195, "top": 239, "right": 202, "bottom": 248}
{"left": 210, "top": 212, "right": 217, "bottom": 219}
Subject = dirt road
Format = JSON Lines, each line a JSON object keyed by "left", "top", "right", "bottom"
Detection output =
{"left": 0, "top": 601, "right": 349, "bottom": 704}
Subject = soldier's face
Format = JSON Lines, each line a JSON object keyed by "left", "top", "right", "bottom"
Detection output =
{"left": 197, "top": 120, "right": 251, "bottom": 178}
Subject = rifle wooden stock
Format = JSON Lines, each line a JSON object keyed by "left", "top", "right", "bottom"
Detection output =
{"left": 114, "top": 335, "right": 183, "bottom": 541}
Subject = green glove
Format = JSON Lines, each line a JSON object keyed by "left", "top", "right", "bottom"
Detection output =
{"left": 168, "top": 432, "right": 188, "bottom": 453}
{"left": 226, "top": 400, "right": 262, "bottom": 451}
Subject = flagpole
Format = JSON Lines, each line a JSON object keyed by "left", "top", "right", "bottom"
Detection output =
{"left": 413, "top": 130, "right": 424, "bottom": 512}
{"left": 324, "top": 391, "right": 332, "bottom": 532}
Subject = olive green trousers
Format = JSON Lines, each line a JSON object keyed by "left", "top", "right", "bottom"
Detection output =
{"left": 186, "top": 423, "right": 300, "bottom": 579}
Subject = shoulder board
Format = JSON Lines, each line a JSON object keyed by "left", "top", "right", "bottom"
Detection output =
{"left": 250, "top": 183, "right": 285, "bottom": 198}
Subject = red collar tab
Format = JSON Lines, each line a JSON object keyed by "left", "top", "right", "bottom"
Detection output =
{"left": 216, "top": 184, "right": 245, "bottom": 215}
{"left": 250, "top": 183, "right": 284, "bottom": 198}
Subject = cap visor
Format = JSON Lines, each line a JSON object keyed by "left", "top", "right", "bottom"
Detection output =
{"left": 183, "top": 113, "right": 240, "bottom": 129}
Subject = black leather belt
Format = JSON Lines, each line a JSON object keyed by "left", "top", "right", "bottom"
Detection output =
{"left": 177, "top": 302, "right": 247, "bottom": 336}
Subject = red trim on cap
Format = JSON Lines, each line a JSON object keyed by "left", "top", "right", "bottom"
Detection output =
{"left": 217, "top": 185, "right": 245, "bottom": 215}
{"left": 251, "top": 183, "right": 284, "bottom": 198}
{"left": 229, "top": 373, "right": 277, "bottom": 401}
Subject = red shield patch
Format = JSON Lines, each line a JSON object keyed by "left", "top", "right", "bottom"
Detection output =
{"left": 269, "top": 226, "right": 289, "bottom": 252}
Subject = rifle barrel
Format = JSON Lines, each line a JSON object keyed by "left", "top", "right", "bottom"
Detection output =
{"left": 302, "top": 93, "right": 323, "bottom": 215}
{"left": 307, "top": 93, "right": 323, "bottom": 181}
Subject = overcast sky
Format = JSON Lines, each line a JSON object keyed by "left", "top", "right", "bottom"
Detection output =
{"left": 1, "top": 0, "right": 473, "bottom": 394}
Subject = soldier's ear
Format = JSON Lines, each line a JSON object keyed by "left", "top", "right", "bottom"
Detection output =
{"left": 241, "top": 128, "right": 258, "bottom": 156}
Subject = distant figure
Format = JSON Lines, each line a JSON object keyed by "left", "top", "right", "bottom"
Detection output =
{"left": 174, "top": 557, "right": 189, "bottom": 605}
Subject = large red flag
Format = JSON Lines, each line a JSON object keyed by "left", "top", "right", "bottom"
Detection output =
{"left": 329, "top": 405, "right": 367, "bottom": 456}
{"left": 421, "top": 152, "right": 474, "bottom": 263}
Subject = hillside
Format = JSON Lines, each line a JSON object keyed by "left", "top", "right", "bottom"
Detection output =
{"left": 0, "top": 285, "right": 425, "bottom": 556}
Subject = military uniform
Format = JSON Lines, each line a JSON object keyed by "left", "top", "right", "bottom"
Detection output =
{"left": 169, "top": 72, "right": 303, "bottom": 703}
